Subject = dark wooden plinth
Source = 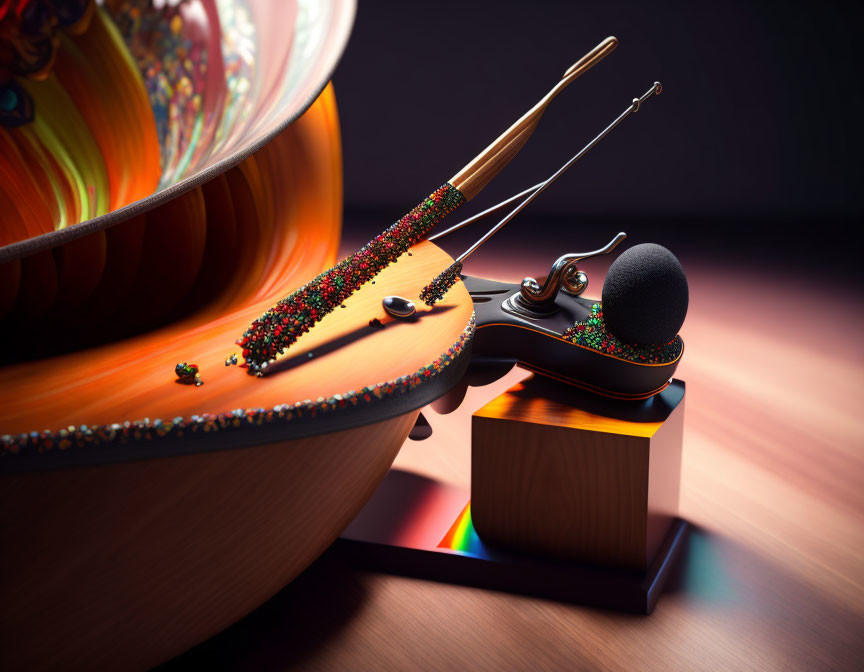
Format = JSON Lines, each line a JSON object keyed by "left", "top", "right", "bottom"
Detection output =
{"left": 336, "top": 470, "right": 689, "bottom": 614}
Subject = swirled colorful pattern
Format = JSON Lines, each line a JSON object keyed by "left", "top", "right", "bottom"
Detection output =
{"left": 563, "top": 303, "right": 682, "bottom": 363}
{"left": 0, "top": 4, "right": 161, "bottom": 244}
{"left": 240, "top": 183, "right": 466, "bottom": 370}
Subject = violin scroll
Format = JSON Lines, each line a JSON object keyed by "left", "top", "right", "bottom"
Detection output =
{"left": 518, "top": 232, "right": 626, "bottom": 311}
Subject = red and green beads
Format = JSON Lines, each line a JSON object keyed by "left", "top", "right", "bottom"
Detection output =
{"left": 239, "top": 183, "right": 466, "bottom": 372}
{"left": 563, "top": 303, "right": 682, "bottom": 364}
{"left": 419, "top": 261, "right": 463, "bottom": 307}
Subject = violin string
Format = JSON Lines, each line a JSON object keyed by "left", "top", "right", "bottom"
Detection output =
{"left": 454, "top": 81, "right": 662, "bottom": 266}
{"left": 427, "top": 182, "right": 543, "bottom": 243}
{"left": 419, "top": 81, "right": 663, "bottom": 307}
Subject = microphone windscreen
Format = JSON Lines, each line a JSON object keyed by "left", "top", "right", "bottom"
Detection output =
{"left": 601, "top": 243, "right": 688, "bottom": 345}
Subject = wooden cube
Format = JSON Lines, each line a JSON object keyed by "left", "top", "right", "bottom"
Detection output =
{"left": 471, "top": 373, "right": 685, "bottom": 569}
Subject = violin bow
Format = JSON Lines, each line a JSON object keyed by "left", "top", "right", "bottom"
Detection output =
{"left": 239, "top": 37, "right": 618, "bottom": 372}
{"left": 420, "top": 81, "right": 663, "bottom": 306}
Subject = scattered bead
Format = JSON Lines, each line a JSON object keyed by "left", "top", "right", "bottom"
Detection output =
{"left": 225, "top": 353, "right": 238, "bottom": 366}
{"left": 175, "top": 362, "right": 199, "bottom": 384}
{"left": 369, "top": 318, "right": 384, "bottom": 329}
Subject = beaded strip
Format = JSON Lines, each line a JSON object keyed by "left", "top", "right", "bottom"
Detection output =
{"left": 239, "top": 184, "right": 466, "bottom": 372}
{"left": 419, "top": 261, "right": 463, "bottom": 307}
{"left": 562, "top": 303, "right": 682, "bottom": 364}
{"left": 0, "top": 314, "right": 475, "bottom": 459}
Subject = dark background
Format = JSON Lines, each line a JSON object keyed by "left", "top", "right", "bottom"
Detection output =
{"left": 332, "top": 0, "right": 862, "bottom": 281}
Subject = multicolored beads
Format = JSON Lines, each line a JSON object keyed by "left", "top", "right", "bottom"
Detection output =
{"left": 175, "top": 362, "right": 198, "bottom": 381}
{"left": 175, "top": 362, "right": 203, "bottom": 386}
{"left": 239, "top": 184, "right": 465, "bottom": 371}
{"left": 563, "top": 303, "right": 682, "bottom": 364}
{"left": 419, "top": 261, "right": 463, "bottom": 307}
{"left": 0, "top": 315, "right": 475, "bottom": 459}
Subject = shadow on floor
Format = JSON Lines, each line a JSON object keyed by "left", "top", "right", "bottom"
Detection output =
{"left": 158, "top": 550, "right": 370, "bottom": 671}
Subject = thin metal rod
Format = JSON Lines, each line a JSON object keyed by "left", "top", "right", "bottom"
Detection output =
{"left": 428, "top": 182, "right": 544, "bottom": 242}
{"left": 454, "top": 82, "right": 662, "bottom": 265}
{"left": 450, "top": 36, "right": 618, "bottom": 201}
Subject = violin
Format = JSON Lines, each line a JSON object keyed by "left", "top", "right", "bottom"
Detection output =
{"left": 0, "top": 31, "right": 682, "bottom": 670}
{"left": 2, "top": 35, "right": 663, "bottom": 466}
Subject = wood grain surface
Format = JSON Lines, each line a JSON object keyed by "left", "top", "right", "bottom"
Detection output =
{"left": 470, "top": 379, "right": 684, "bottom": 568}
{"left": 0, "top": 412, "right": 416, "bottom": 670}
{"left": 164, "top": 261, "right": 864, "bottom": 671}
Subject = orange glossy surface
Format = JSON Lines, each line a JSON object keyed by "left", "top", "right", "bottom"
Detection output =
{"left": 55, "top": 9, "right": 162, "bottom": 213}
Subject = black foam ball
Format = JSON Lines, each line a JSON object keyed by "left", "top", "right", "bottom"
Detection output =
{"left": 601, "top": 243, "right": 688, "bottom": 345}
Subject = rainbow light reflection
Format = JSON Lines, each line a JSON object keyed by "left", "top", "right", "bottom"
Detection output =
{"left": 438, "top": 503, "right": 491, "bottom": 558}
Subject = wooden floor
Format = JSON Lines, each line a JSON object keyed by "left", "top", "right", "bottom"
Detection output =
{"left": 163, "top": 259, "right": 864, "bottom": 671}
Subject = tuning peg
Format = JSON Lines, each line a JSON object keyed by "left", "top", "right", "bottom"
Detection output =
{"left": 519, "top": 232, "right": 627, "bottom": 311}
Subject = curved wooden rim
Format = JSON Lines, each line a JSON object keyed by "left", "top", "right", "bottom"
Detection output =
{"left": 0, "top": 322, "right": 474, "bottom": 475}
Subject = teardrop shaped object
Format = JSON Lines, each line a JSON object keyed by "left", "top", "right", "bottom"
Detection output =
{"left": 382, "top": 295, "right": 416, "bottom": 318}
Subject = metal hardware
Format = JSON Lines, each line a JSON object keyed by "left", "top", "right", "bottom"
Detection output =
{"left": 382, "top": 296, "right": 416, "bottom": 318}
{"left": 428, "top": 182, "right": 543, "bottom": 243}
{"left": 432, "top": 82, "right": 662, "bottom": 245}
{"left": 519, "top": 232, "right": 626, "bottom": 310}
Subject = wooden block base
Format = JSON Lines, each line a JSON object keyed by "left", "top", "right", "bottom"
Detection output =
{"left": 336, "top": 469, "right": 689, "bottom": 614}
{"left": 472, "top": 376, "right": 686, "bottom": 569}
